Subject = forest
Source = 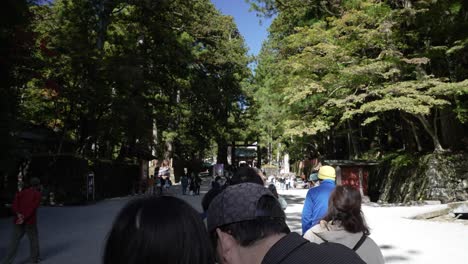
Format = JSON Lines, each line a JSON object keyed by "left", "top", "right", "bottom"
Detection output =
{"left": 1, "top": 0, "right": 468, "bottom": 175}
{"left": 1, "top": 0, "right": 252, "bottom": 175}
{"left": 249, "top": 0, "right": 468, "bottom": 163}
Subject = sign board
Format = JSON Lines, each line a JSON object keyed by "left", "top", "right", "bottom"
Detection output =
{"left": 87, "top": 172, "right": 95, "bottom": 201}
{"left": 214, "top": 164, "right": 224, "bottom": 177}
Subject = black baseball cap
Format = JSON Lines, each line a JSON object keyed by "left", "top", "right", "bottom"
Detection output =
{"left": 207, "top": 183, "right": 285, "bottom": 232}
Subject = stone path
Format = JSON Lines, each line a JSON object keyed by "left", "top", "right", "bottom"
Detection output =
{"left": 1, "top": 182, "right": 467, "bottom": 263}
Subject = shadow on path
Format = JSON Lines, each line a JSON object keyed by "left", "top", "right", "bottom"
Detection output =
{"left": 379, "top": 244, "right": 420, "bottom": 263}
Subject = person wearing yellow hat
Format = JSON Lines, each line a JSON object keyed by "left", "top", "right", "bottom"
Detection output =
{"left": 301, "top": 165, "right": 336, "bottom": 235}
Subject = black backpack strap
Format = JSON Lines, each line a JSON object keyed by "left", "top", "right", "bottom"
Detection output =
{"left": 262, "top": 233, "right": 309, "bottom": 264}
{"left": 352, "top": 233, "right": 367, "bottom": 251}
{"left": 312, "top": 232, "right": 328, "bottom": 243}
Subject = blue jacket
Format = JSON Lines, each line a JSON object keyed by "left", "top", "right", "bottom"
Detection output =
{"left": 301, "top": 180, "right": 336, "bottom": 234}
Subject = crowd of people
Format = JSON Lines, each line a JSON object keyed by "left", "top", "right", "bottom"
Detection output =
{"left": 2, "top": 164, "right": 384, "bottom": 264}
{"left": 103, "top": 165, "right": 383, "bottom": 264}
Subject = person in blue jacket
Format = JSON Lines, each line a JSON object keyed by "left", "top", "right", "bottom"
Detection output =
{"left": 301, "top": 165, "right": 336, "bottom": 234}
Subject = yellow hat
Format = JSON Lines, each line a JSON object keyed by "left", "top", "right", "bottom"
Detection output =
{"left": 318, "top": 166, "right": 336, "bottom": 181}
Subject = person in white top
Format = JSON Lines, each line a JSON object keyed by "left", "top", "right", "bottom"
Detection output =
{"left": 304, "top": 185, "right": 384, "bottom": 264}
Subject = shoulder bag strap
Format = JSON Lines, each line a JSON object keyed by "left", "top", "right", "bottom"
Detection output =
{"left": 352, "top": 233, "right": 367, "bottom": 251}
{"left": 311, "top": 232, "right": 329, "bottom": 243}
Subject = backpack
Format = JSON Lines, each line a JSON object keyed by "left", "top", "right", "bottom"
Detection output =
{"left": 313, "top": 232, "right": 367, "bottom": 251}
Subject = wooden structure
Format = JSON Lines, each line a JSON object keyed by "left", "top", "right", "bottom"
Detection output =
{"left": 324, "top": 160, "right": 378, "bottom": 196}
{"left": 229, "top": 141, "right": 261, "bottom": 168}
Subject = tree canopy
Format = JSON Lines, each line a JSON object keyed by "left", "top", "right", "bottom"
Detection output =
{"left": 2, "top": 0, "right": 251, "bottom": 167}
{"left": 249, "top": 0, "right": 468, "bottom": 162}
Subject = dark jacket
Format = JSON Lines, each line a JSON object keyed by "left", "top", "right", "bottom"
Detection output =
{"left": 301, "top": 179, "right": 335, "bottom": 234}
{"left": 262, "top": 232, "right": 365, "bottom": 264}
{"left": 181, "top": 175, "right": 189, "bottom": 186}
{"left": 12, "top": 187, "right": 41, "bottom": 225}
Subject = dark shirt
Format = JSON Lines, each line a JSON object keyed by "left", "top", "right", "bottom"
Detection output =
{"left": 181, "top": 175, "right": 188, "bottom": 186}
{"left": 262, "top": 232, "right": 365, "bottom": 264}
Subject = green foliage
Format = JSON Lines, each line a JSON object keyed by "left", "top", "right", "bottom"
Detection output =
{"left": 5, "top": 0, "right": 250, "bottom": 164}
{"left": 390, "top": 154, "right": 416, "bottom": 168}
{"left": 249, "top": 0, "right": 468, "bottom": 159}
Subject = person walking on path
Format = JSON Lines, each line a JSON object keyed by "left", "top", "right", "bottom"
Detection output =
{"left": 2, "top": 177, "right": 42, "bottom": 264}
{"left": 193, "top": 173, "right": 201, "bottom": 195}
{"left": 158, "top": 160, "right": 171, "bottom": 194}
{"left": 181, "top": 170, "right": 189, "bottom": 195}
{"left": 301, "top": 165, "right": 336, "bottom": 235}
{"left": 304, "top": 186, "right": 385, "bottom": 264}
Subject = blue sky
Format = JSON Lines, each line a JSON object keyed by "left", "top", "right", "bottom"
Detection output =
{"left": 211, "top": 0, "right": 272, "bottom": 56}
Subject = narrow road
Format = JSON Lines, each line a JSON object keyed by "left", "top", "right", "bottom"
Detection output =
{"left": 1, "top": 182, "right": 467, "bottom": 264}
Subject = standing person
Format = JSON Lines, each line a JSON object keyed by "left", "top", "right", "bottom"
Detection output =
{"left": 158, "top": 160, "right": 171, "bottom": 193}
{"left": 147, "top": 176, "right": 155, "bottom": 195}
{"left": 188, "top": 173, "right": 195, "bottom": 195}
{"left": 211, "top": 176, "right": 222, "bottom": 190}
{"left": 308, "top": 156, "right": 322, "bottom": 188}
{"left": 154, "top": 175, "right": 162, "bottom": 196}
{"left": 301, "top": 165, "right": 336, "bottom": 235}
{"left": 194, "top": 173, "right": 201, "bottom": 195}
{"left": 285, "top": 177, "right": 291, "bottom": 190}
{"left": 207, "top": 183, "right": 365, "bottom": 264}
{"left": 304, "top": 186, "right": 384, "bottom": 264}
{"left": 181, "top": 169, "right": 189, "bottom": 195}
{"left": 2, "top": 178, "right": 42, "bottom": 264}
{"left": 104, "top": 196, "right": 215, "bottom": 264}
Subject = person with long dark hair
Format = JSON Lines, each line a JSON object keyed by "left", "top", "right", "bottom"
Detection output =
{"left": 103, "top": 196, "right": 215, "bottom": 264}
{"left": 304, "top": 185, "right": 384, "bottom": 263}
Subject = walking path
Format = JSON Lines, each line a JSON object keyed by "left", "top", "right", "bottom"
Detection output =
{"left": 279, "top": 188, "right": 468, "bottom": 264}
{"left": 1, "top": 182, "right": 467, "bottom": 263}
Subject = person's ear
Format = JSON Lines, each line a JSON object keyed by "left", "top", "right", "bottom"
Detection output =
{"left": 216, "top": 228, "right": 238, "bottom": 264}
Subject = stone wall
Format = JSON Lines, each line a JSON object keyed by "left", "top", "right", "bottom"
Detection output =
{"left": 368, "top": 153, "right": 468, "bottom": 203}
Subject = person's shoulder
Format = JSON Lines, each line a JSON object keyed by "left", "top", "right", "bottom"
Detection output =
{"left": 306, "top": 186, "right": 319, "bottom": 195}
{"left": 305, "top": 242, "right": 366, "bottom": 263}
{"left": 265, "top": 233, "right": 365, "bottom": 264}
{"left": 312, "top": 220, "right": 328, "bottom": 232}
{"left": 362, "top": 236, "right": 383, "bottom": 253}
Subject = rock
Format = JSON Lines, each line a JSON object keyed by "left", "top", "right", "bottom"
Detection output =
{"left": 424, "top": 200, "right": 442, "bottom": 205}
{"left": 462, "top": 179, "right": 468, "bottom": 190}
{"left": 369, "top": 153, "right": 468, "bottom": 203}
{"left": 362, "top": 195, "right": 371, "bottom": 203}
{"left": 453, "top": 204, "right": 468, "bottom": 214}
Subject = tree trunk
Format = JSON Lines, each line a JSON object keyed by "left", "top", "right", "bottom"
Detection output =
{"left": 347, "top": 120, "right": 359, "bottom": 159}
{"left": 164, "top": 140, "right": 173, "bottom": 160}
{"left": 216, "top": 138, "right": 228, "bottom": 165}
{"left": 415, "top": 114, "right": 444, "bottom": 152}
{"left": 402, "top": 114, "right": 422, "bottom": 152}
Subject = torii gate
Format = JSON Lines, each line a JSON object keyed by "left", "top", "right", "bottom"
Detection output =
{"left": 229, "top": 140, "right": 262, "bottom": 168}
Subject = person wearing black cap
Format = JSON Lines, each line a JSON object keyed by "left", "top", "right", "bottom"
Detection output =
{"left": 207, "top": 183, "right": 365, "bottom": 264}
